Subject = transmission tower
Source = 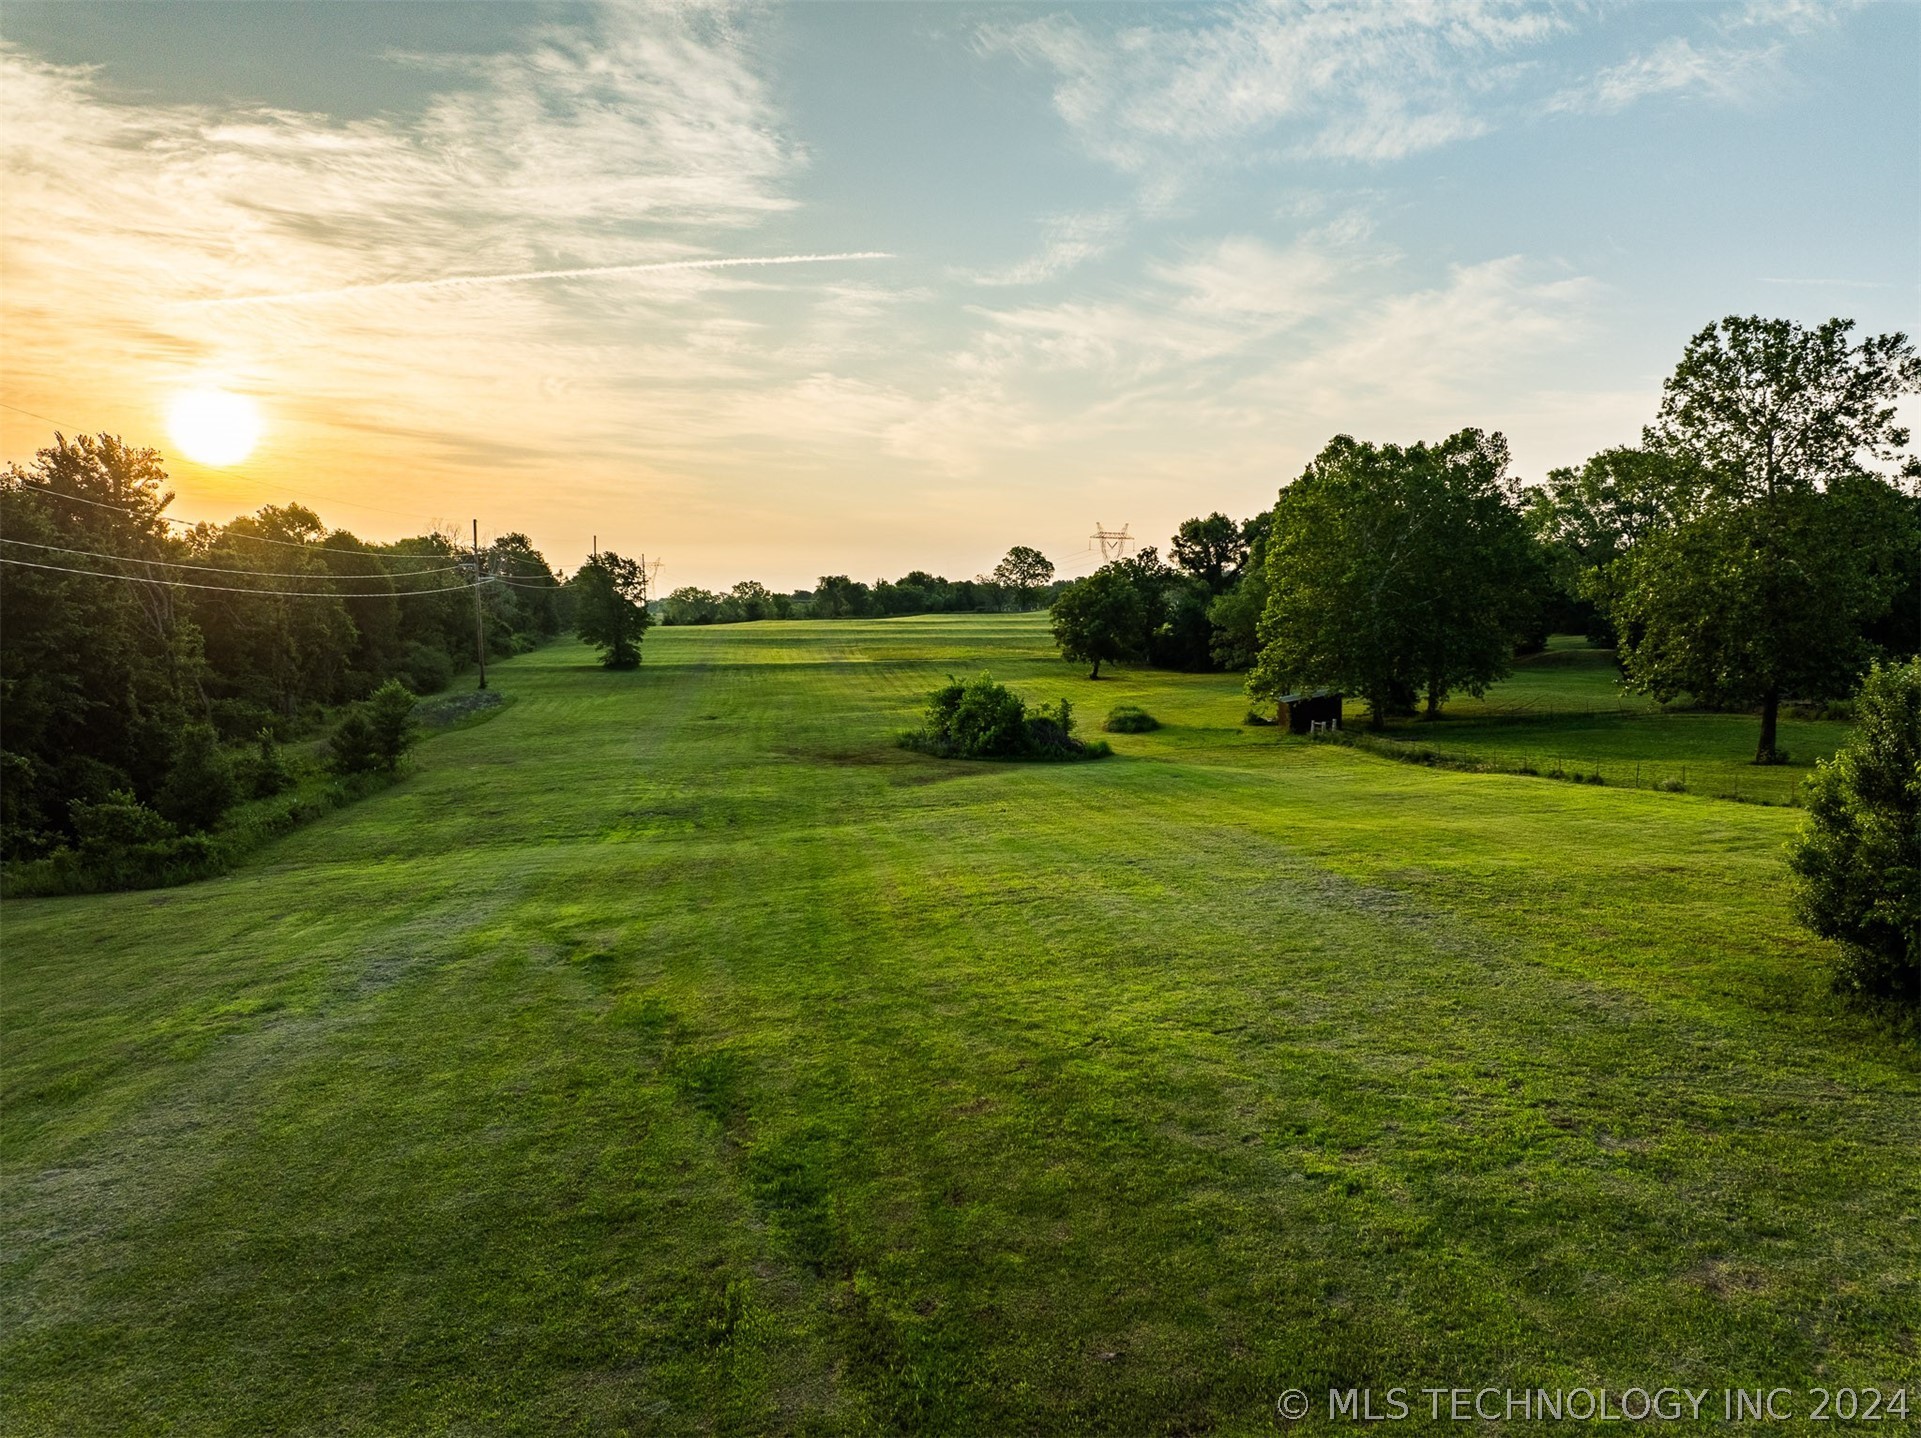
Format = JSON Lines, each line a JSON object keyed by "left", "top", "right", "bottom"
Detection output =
{"left": 1090, "top": 521, "right": 1133, "bottom": 562}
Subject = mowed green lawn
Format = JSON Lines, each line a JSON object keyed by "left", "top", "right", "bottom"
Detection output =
{"left": 4, "top": 615, "right": 1916, "bottom": 1436}
{"left": 1366, "top": 638, "right": 1852, "bottom": 805}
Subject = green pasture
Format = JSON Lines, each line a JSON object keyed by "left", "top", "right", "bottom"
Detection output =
{"left": 1368, "top": 638, "right": 1853, "bottom": 805}
{"left": 3, "top": 615, "right": 1915, "bottom": 1435}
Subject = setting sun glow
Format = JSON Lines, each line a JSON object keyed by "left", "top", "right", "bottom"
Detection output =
{"left": 166, "top": 387, "right": 262, "bottom": 467}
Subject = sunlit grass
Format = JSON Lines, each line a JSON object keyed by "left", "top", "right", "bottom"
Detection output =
{"left": 2, "top": 616, "right": 1913, "bottom": 1435}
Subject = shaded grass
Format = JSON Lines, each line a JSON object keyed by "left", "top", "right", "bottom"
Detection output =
{"left": 2, "top": 615, "right": 1915, "bottom": 1435}
{"left": 1366, "top": 637, "right": 1851, "bottom": 804}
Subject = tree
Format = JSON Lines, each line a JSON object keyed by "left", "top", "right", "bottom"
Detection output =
{"left": 992, "top": 546, "right": 1056, "bottom": 609}
{"left": 1525, "top": 447, "right": 1694, "bottom": 644}
{"left": 573, "top": 551, "right": 651, "bottom": 668}
{"left": 662, "top": 587, "right": 722, "bottom": 625}
{"left": 327, "top": 709, "right": 381, "bottom": 775}
{"left": 366, "top": 680, "right": 419, "bottom": 772}
{"left": 1, "top": 434, "right": 197, "bottom": 856}
{"left": 1614, "top": 316, "right": 1921, "bottom": 762}
{"left": 1170, "top": 513, "right": 1248, "bottom": 595}
{"left": 811, "top": 575, "right": 870, "bottom": 619}
{"left": 722, "top": 580, "right": 775, "bottom": 622}
{"left": 155, "top": 723, "right": 237, "bottom": 832}
{"left": 1050, "top": 567, "right": 1147, "bottom": 679}
{"left": 1249, "top": 430, "right": 1537, "bottom": 728}
{"left": 490, "top": 532, "right": 564, "bottom": 637}
{"left": 1206, "top": 510, "right": 1274, "bottom": 670}
{"left": 1790, "top": 660, "right": 1921, "bottom": 1003}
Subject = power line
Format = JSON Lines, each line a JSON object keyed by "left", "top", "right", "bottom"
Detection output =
{"left": 11, "top": 484, "right": 462, "bottom": 567}
{"left": 0, "top": 535, "right": 463, "bottom": 580}
{"left": 0, "top": 554, "right": 477, "bottom": 598}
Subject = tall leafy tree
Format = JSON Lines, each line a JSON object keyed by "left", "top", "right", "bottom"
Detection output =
{"left": 1049, "top": 567, "right": 1147, "bottom": 679}
{"left": 721, "top": 580, "right": 775, "bottom": 622}
{"left": 572, "top": 551, "right": 651, "bottom": 669}
{"left": 1525, "top": 447, "right": 1695, "bottom": 644}
{"left": 1170, "top": 513, "right": 1248, "bottom": 595}
{"left": 1250, "top": 430, "right": 1536, "bottom": 727}
{"left": 992, "top": 546, "right": 1056, "bottom": 609}
{"left": 1613, "top": 316, "right": 1920, "bottom": 762}
{"left": 811, "top": 574, "right": 871, "bottom": 619}
{"left": 1, "top": 435, "right": 195, "bottom": 853}
{"left": 1205, "top": 510, "right": 1274, "bottom": 671}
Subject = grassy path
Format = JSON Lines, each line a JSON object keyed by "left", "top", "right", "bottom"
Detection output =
{"left": 3, "top": 617, "right": 1915, "bottom": 1434}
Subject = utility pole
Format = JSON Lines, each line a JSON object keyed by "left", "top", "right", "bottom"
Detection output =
{"left": 472, "top": 518, "right": 488, "bottom": 691}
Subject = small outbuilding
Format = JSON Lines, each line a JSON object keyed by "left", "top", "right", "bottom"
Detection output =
{"left": 1277, "top": 689, "right": 1343, "bottom": 735}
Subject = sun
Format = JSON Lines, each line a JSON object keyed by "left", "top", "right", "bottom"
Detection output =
{"left": 167, "top": 387, "right": 263, "bottom": 466}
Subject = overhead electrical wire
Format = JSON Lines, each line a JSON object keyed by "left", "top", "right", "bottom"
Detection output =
{"left": 0, "top": 554, "right": 480, "bottom": 599}
{"left": 0, "top": 535, "right": 464, "bottom": 580}
{"left": 10, "top": 485, "right": 465, "bottom": 568}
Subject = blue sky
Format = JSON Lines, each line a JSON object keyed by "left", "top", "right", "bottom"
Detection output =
{"left": 2, "top": 1, "right": 1915, "bottom": 588}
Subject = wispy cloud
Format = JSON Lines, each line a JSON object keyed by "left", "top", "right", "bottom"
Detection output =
{"left": 965, "top": 210, "right": 1127, "bottom": 287}
{"left": 983, "top": 0, "right": 1854, "bottom": 187}
{"left": 1545, "top": 35, "right": 1781, "bottom": 114}
{"left": 188, "top": 253, "right": 896, "bottom": 308}
{"left": 0, "top": 7, "right": 858, "bottom": 533}
{"left": 979, "top": 1, "right": 1564, "bottom": 179}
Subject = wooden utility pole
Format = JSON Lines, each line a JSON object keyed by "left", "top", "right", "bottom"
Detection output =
{"left": 472, "top": 518, "right": 488, "bottom": 691}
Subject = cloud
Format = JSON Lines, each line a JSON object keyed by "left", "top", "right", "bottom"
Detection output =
{"left": 979, "top": 1, "right": 1565, "bottom": 176}
{"left": 966, "top": 210, "right": 1128, "bottom": 287}
{"left": 1545, "top": 35, "right": 1782, "bottom": 114}
{"left": 984, "top": 0, "right": 1855, "bottom": 187}
{"left": 0, "top": 7, "right": 854, "bottom": 533}
{"left": 189, "top": 253, "right": 896, "bottom": 308}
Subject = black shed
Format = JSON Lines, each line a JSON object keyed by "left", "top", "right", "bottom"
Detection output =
{"left": 1277, "top": 689, "right": 1343, "bottom": 735}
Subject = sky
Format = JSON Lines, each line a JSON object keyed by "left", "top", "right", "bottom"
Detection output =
{"left": 2, "top": 1, "right": 1916, "bottom": 591}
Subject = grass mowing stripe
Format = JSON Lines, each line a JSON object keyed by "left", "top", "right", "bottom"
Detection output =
{"left": 2, "top": 617, "right": 1913, "bottom": 1435}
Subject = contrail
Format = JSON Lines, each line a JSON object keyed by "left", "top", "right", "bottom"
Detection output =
{"left": 187, "top": 251, "right": 895, "bottom": 308}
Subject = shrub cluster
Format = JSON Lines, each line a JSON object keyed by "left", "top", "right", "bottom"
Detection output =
{"left": 1103, "top": 705, "right": 1160, "bottom": 733}
{"left": 328, "top": 682, "right": 420, "bottom": 776}
{"left": 900, "top": 674, "right": 1110, "bottom": 762}
{"left": 7, "top": 681, "right": 429, "bottom": 897}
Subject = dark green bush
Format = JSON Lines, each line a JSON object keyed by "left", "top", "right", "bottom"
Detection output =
{"left": 155, "top": 723, "right": 238, "bottom": 833}
{"left": 328, "top": 710, "right": 382, "bottom": 775}
{"left": 913, "top": 674, "right": 1027, "bottom": 758}
{"left": 401, "top": 640, "right": 456, "bottom": 695}
{"left": 902, "top": 675, "right": 1108, "bottom": 762}
{"left": 329, "top": 682, "right": 419, "bottom": 776}
{"left": 52, "top": 790, "right": 217, "bottom": 891}
{"left": 209, "top": 697, "right": 281, "bottom": 743}
{"left": 367, "top": 681, "right": 419, "bottom": 771}
{"left": 1790, "top": 659, "right": 1921, "bottom": 1004}
{"left": 244, "top": 728, "right": 294, "bottom": 798}
{"left": 1104, "top": 705, "right": 1160, "bottom": 733}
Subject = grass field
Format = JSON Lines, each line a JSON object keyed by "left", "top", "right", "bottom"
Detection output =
{"left": 1362, "top": 638, "right": 1852, "bottom": 806}
{"left": 4, "top": 615, "right": 1916, "bottom": 1435}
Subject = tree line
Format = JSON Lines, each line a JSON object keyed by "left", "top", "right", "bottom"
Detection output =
{"left": 0, "top": 433, "right": 569, "bottom": 863}
{"left": 659, "top": 546, "right": 1060, "bottom": 624}
{"left": 1050, "top": 316, "right": 1921, "bottom": 761}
